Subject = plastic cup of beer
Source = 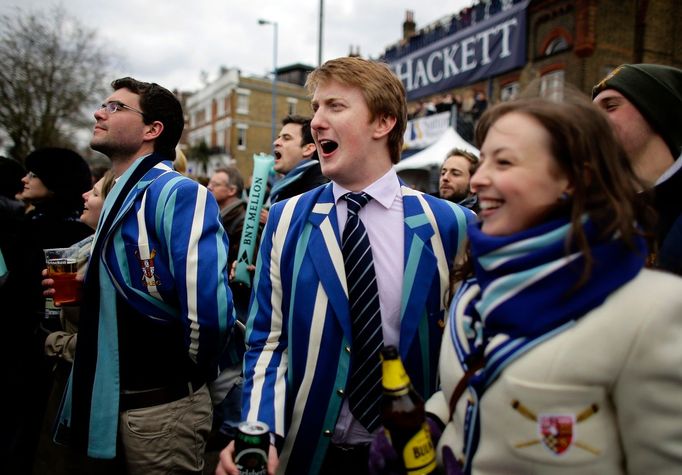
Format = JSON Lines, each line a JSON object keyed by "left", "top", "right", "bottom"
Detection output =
{"left": 44, "top": 247, "right": 82, "bottom": 306}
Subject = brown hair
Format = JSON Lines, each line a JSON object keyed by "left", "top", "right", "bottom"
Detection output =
{"left": 306, "top": 56, "right": 407, "bottom": 164}
{"left": 451, "top": 96, "right": 650, "bottom": 293}
{"left": 444, "top": 148, "right": 480, "bottom": 175}
{"left": 111, "top": 77, "right": 184, "bottom": 160}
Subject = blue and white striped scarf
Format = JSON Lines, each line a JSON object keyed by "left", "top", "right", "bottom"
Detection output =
{"left": 450, "top": 216, "right": 646, "bottom": 473}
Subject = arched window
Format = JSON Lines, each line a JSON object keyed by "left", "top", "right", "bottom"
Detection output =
{"left": 540, "top": 70, "right": 565, "bottom": 102}
{"left": 539, "top": 27, "right": 573, "bottom": 58}
{"left": 545, "top": 36, "right": 569, "bottom": 55}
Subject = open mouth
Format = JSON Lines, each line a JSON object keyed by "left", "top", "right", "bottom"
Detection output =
{"left": 319, "top": 140, "right": 339, "bottom": 155}
{"left": 274, "top": 150, "right": 282, "bottom": 160}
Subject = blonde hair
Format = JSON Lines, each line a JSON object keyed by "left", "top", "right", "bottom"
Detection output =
{"left": 306, "top": 56, "right": 407, "bottom": 164}
{"left": 173, "top": 148, "right": 188, "bottom": 175}
{"left": 100, "top": 169, "right": 116, "bottom": 200}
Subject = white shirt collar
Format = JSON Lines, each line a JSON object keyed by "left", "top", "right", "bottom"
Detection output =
{"left": 332, "top": 167, "right": 400, "bottom": 209}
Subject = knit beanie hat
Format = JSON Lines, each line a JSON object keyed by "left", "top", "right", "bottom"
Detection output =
{"left": 25, "top": 148, "right": 91, "bottom": 209}
{"left": 592, "top": 63, "right": 682, "bottom": 158}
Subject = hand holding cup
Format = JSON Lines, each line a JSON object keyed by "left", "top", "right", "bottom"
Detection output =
{"left": 43, "top": 247, "right": 83, "bottom": 306}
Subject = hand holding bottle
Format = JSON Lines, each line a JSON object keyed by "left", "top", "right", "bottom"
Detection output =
{"left": 369, "top": 416, "right": 444, "bottom": 475}
{"left": 371, "top": 345, "right": 439, "bottom": 475}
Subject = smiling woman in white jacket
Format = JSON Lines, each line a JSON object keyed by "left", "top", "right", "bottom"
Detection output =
{"left": 424, "top": 96, "right": 682, "bottom": 474}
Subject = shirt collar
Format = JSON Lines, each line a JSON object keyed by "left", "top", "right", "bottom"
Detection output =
{"left": 332, "top": 167, "right": 400, "bottom": 209}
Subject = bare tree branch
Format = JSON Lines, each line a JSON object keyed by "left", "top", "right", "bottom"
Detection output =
{"left": 0, "top": 5, "right": 116, "bottom": 161}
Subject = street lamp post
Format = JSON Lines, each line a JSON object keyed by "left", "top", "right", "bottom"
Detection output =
{"left": 318, "top": 0, "right": 324, "bottom": 66}
{"left": 258, "top": 18, "right": 278, "bottom": 145}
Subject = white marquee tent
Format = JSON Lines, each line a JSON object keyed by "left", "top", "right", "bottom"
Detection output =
{"left": 394, "top": 127, "right": 478, "bottom": 193}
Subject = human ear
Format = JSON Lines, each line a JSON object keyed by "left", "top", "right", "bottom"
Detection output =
{"left": 302, "top": 142, "right": 317, "bottom": 158}
{"left": 372, "top": 114, "right": 397, "bottom": 140}
{"left": 144, "top": 120, "right": 164, "bottom": 142}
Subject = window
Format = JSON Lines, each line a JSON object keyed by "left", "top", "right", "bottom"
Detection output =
{"left": 500, "top": 82, "right": 520, "bottom": 102}
{"left": 539, "top": 27, "right": 573, "bottom": 59}
{"left": 287, "top": 98, "right": 298, "bottom": 115}
{"left": 216, "top": 127, "right": 225, "bottom": 148}
{"left": 193, "top": 110, "right": 206, "bottom": 126}
{"left": 236, "top": 89, "right": 250, "bottom": 114}
{"left": 540, "top": 70, "right": 564, "bottom": 102}
{"left": 545, "top": 37, "right": 569, "bottom": 55}
{"left": 237, "top": 124, "right": 248, "bottom": 150}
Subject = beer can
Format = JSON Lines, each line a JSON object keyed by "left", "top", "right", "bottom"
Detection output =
{"left": 235, "top": 421, "right": 269, "bottom": 475}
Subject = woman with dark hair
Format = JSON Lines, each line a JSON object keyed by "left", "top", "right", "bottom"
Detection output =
{"left": 17, "top": 147, "right": 93, "bottom": 331}
{"left": 418, "top": 97, "right": 682, "bottom": 474}
{"left": 3, "top": 147, "right": 93, "bottom": 473}
{"left": 33, "top": 169, "right": 123, "bottom": 474}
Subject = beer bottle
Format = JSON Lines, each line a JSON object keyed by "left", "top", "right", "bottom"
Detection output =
{"left": 381, "top": 345, "right": 437, "bottom": 475}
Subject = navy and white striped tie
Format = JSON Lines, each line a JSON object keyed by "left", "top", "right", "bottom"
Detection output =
{"left": 342, "top": 191, "right": 383, "bottom": 433}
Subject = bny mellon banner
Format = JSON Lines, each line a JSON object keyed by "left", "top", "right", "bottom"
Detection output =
{"left": 389, "top": 1, "right": 529, "bottom": 101}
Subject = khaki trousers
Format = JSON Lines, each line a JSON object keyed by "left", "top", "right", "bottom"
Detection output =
{"left": 119, "top": 384, "right": 212, "bottom": 474}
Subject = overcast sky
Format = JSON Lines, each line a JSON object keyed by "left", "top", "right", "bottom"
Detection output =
{"left": 1, "top": 0, "right": 473, "bottom": 92}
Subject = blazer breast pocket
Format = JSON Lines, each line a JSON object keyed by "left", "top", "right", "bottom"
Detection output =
{"left": 495, "top": 375, "right": 618, "bottom": 466}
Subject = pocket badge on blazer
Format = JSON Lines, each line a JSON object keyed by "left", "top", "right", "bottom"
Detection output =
{"left": 135, "top": 248, "right": 161, "bottom": 288}
{"left": 538, "top": 414, "right": 574, "bottom": 455}
{"left": 512, "top": 399, "right": 601, "bottom": 456}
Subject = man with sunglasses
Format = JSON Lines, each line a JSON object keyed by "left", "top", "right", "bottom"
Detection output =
{"left": 55, "top": 77, "right": 234, "bottom": 474}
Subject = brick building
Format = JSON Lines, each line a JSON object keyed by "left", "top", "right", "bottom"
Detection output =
{"left": 184, "top": 65, "right": 313, "bottom": 180}
{"left": 381, "top": 0, "right": 681, "bottom": 191}
{"left": 382, "top": 0, "right": 681, "bottom": 144}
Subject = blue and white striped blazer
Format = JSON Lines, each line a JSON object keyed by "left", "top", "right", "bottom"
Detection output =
{"left": 99, "top": 158, "right": 234, "bottom": 373}
{"left": 242, "top": 182, "right": 474, "bottom": 474}
{"left": 58, "top": 156, "right": 233, "bottom": 458}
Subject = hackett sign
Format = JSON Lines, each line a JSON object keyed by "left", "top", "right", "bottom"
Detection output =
{"left": 389, "top": 1, "right": 528, "bottom": 100}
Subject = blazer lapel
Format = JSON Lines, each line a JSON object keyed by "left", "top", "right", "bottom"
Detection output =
{"left": 306, "top": 185, "right": 352, "bottom": 340}
{"left": 100, "top": 159, "right": 173, "bottom": 242}
{"left": 399, "top": 188, "right": 439, "bottom": 351}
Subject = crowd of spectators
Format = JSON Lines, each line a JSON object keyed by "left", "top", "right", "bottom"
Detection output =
{"left": 382, "top": 0, "right": 527, "bottom": 62}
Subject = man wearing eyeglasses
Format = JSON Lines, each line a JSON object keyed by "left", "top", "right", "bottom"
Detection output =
{"left": 55, "top": 77, "right": 234, "bottom": 474}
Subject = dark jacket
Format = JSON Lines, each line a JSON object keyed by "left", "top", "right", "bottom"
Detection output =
{"left": 220, "top": 199, "right": 246, "bottom": 270}
{"left": 653, "top": 163, "right": 682, "bottom": 274}
{"left": 272, "top": 160, "right": 328, "bottom": 203}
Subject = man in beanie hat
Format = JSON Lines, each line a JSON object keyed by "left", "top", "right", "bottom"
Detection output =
{"left": 52, "top": 77, "right": 234, "bottom": 474}
{"left": 593, "top": 63, "right": 682, "bottom": 274}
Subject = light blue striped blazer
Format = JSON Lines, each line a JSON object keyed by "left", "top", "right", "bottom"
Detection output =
{"left": 57, "top": 157, "right": 234, "bottom": 458}
{"left": 242, "top": 182, "right": 474, "bottom": 474}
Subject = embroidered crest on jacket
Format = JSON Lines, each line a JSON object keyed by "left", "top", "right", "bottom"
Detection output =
{"left": 136, "top": 249, "right": 161, "bottom": 287}
{"left": 511, "top": 400, "right": 601, "bottom": 456}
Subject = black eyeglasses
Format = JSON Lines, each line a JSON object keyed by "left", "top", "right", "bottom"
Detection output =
{"left": 99, "top": 101, "right": 145, "bottom": 118}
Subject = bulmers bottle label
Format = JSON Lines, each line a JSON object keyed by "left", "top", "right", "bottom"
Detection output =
{"left": 401, "top": 423, "right": 437, "bottom": 475}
